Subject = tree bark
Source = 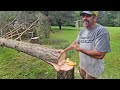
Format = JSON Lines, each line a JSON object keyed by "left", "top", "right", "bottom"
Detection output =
{"left": 46, "top": 53, "right": 75, "bottom": 79}
{"left": 57, "top": 19, "right": 62, "bottom": 30}
{"left": 47, "top": 61, "right": 75, "bottom": 79}
{"left": 0, "top": 37, "right": 75, "bottom": 79}
{"left": 57, "top": 67, "right": 74, "bottom": 79}
{"left": 0, "top": 37, "right": 60, "bottom": 63}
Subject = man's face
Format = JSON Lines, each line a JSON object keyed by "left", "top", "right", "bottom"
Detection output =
{"left": 81, "top": 13, "right": 95, "bottom": 27}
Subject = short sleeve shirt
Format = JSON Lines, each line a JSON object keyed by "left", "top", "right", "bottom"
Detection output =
{"left": 75, "top": 24, "right": 111, "bottom": 78}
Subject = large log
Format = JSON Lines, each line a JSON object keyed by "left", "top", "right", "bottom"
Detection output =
{"left": 0, "top": 37, "right": 60, "bottom": 63}
{"left": 0, "top": 37, "right": 76, "bottom": 79}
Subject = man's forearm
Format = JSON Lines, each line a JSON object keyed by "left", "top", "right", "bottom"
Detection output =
{"left": 64, "top": 45, "right": 73, "bottom": 52}
{"left": 78, "top": 48, "right": 105, "bottom": 59}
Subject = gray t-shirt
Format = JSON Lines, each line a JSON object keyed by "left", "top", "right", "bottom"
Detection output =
{"left": 75, "top": 24, "right": 111, "bottom": 78}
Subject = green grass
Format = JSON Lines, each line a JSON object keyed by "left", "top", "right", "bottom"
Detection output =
{"left": 51, "top": 26, "right": 120, "bottom": 79}
{"left": 0, "top": 47, "right": 56, "bottom": 79}
{"left": 100, "top": 27, "right": 120, "bottom": 79}
{"left": 0, "top": 26, "right": 120, "bottom": 79}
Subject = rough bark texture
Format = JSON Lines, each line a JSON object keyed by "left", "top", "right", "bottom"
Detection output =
{"left": 0, "top": 37, "right": 60, "bottom": 63}
{"left": 57, "top": 67, "right": 74, "bottom": 79}
{"left": 0, "top": 37, "right": 75, "bottom": 79}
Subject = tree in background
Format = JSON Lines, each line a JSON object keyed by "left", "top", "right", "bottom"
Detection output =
{"left": 0, "top": 11, "right": 18, "bottom": 35}
{"left": 98, "top": 11, "right": 120, "bottom": 27}
{"left": 35, "top": 12, "right": 51, "bottom": 44}
{"left": 1, "top": 11, "right": 120, "bottom": 42}
{"left": 48, "top": 11, "right": 79, "bottom": 29}
{"left": 0, "top": 11, "right": 51, "bottom": 43}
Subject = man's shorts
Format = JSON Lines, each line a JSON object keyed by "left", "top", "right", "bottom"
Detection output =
{"left": 79, "top": 68, "right": 97, "bottom": 79}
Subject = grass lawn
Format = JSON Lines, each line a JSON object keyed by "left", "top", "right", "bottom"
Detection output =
{"left": 0, "top": 26, "right": 120, "bottom": 79}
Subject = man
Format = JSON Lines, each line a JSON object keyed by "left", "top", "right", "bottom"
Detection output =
{"left": 59, "top": 11, "right": 111, "bottom": 79}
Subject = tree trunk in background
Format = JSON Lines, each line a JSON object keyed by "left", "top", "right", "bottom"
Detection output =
{"left": 0, "top": 38, "right": 60, "bottom": 63}
{"left": 57, "top": 19, "right": 62, "bottom": 30}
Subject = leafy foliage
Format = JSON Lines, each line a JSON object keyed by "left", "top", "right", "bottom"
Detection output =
{"left": 35, "top": 12, "right": 51, "bottom": 43}
{"left": 48, "top": 11, "right": 79, "bottom": 27}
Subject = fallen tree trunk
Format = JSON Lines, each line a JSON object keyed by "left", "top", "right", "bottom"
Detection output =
{"left": 0, "top": 37, "right": 76, "bottom": 79}
{"left": 0, "top": 37, "right": 60, "bottom": 63}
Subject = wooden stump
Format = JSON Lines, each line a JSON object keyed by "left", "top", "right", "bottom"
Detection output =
{"left": 57, "top": 67, "right": 74, "bottom": 79}
{"left": 46, "top": 52, "right": 76, "bottom": 79}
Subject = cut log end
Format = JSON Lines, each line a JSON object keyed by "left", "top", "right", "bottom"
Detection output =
{"left": 46, "top": 59, "right": 76, "bottom": 79}
{"left": 46, "top": 53, "right": 76, "bottom": 79}
{"left": 57, "top": 62, "right": 75, "bottom": 79}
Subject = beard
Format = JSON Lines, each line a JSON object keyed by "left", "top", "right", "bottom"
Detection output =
{"left": 83, "top": 20, "right": 89, "bottom": 27}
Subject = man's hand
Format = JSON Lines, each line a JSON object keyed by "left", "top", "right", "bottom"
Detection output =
{"left": 73, "top": 42, "right": 80, "bottom": 51}
{"left": 55, "top": 41, "right": 78, "bottom": 54}
{"left": 56, "top": 49, "right": 65, "bottom": 54}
